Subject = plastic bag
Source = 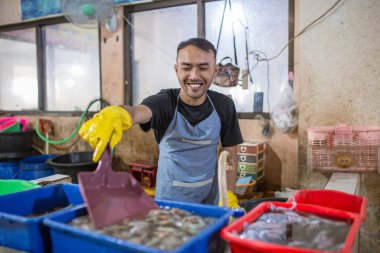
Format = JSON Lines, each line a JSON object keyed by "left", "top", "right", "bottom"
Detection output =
{"left": 271, "top": 72, "right": 298, "bottom": 133}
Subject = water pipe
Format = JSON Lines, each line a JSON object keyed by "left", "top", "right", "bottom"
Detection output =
{"left": 35, "top": 98, "right": 109, "bottom": 145}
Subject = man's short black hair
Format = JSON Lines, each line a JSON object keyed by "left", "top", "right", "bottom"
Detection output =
{"left": 177, "top": 38, "right": 217, "bottom": 59}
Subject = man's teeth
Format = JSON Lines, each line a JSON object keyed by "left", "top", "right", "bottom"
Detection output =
{"left": 188, "top": 83, "right": 202, "bottom": 88}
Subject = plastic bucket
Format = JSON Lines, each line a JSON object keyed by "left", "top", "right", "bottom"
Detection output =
{"left": 0, "top": 130, "right": 35, "bottom": 153}
{"left": 46, "top": 151, "right": 97, "bottom": 183}
{"left": 0, "top": 161, "right": 19, "bottom": 179}
{"left": 18, "top": 154, "right": 57, "bottom": 180}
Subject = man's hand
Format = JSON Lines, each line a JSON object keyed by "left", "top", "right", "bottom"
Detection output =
{"left": 79, "top": 106, "right": 132, "bottom": 162}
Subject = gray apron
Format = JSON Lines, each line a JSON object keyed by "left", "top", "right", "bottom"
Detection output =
{"left": 155, "top": 93, "right": 221, "bottom": 204}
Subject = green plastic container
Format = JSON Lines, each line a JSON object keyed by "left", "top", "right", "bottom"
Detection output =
{"left": 0, "top": 179, "right": 40, "bottom": 195}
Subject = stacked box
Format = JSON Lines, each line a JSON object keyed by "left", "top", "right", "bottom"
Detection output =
{"left": 236, "top": 141, "right": 265, "bottom": 181}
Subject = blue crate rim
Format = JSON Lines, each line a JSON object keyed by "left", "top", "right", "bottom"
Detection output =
{"left": 43, "top": 199, "right": 235, "bottom": 253}
{"left": 20, "top": 154, "right": 58, "bottom": 163}
{"left": 0, "top": 183, "right": 80, "bottom": 222}
{"left": 0, "top": 182, "right": 73, "bottom": 196}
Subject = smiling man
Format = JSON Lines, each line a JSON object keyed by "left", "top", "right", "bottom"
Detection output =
{"left": 80, "top": 38, "right": 243, "bottom": 205}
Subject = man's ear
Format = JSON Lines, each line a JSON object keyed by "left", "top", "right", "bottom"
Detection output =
{"left": 215, "top": 63, "right": 219, "bottom": 73}
{"left": 213, "top": 63, "right": 219, "bottom": 78}
{"left": 174, "top": 64, "right": 178, "bottom": 74}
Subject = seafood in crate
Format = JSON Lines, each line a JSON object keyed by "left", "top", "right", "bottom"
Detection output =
{"left": 69, "top": 206, "right": 216, "bottom": 251}
{"left": 221, "top": 201, "right": 363, "bottom": 253}
{"left": 238, "top": 208, "right": 351, "bottom": 251}
{"left": 43, "top": 199, "right": 234, "bottom": 253}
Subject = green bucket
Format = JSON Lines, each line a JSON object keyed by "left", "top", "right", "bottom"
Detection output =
{"left": 0, "top": 179, "right": 40, "bottom": 195}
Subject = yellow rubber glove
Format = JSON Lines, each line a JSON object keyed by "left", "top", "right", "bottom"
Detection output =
{"left": 79, "top": 106, "right": 132, "bottom": 162}
{"left": 219, "top": 190, "right": 241, "bottom": 209}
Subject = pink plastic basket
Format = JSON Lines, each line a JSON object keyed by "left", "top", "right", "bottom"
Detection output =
{"left": 307, "top": 124, "right": 380, "bottom": 173}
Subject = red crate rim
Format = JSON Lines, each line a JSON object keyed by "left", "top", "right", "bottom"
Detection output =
{"left": 288, "top": 189, "right": 367, "bottom": 222}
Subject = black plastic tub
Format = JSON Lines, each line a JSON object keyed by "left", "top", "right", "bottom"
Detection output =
{"left": 239, "top": 197, "right": 288, "bottom": 212}
{"left": 0, "top": 130, "right": 35, "bottom": 153}
{"left": 46, "top": 152, "right": 97, "bottom": 183}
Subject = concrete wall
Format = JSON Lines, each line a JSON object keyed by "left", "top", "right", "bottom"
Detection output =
{"left": 295, "top": 0, "right": 380, "bottom": 252}
{"left": 0, "top": 0, "right": 21, "bottom": 25}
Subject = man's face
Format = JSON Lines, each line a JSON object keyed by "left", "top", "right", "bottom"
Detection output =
{"left": 175, "top": 45, "right": 218, "bottom": 105}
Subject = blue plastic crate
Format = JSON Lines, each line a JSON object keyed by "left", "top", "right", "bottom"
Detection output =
{"left": 43, "top": 199, "right": 235, "bottom": 253}
{"left": 0, "top": 183, "right": 84, "bottom": 253}
{"left": 0, "top": 161, "right": 19, "bottom": 179}
{"left": 17, "top": 154, "right": 57, "bottom": 180}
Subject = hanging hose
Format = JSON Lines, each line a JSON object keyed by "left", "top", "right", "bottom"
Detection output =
{"left": 35, "top": 98, "right": 109, "bottom": 145}
{"left": 218, "top": 150, "right": 229, "bottom": 208}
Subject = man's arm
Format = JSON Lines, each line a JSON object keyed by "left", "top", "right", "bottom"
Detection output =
{"left": 222, "top": 145, "right": 238, "bottom": 192}
{"left": 121, "top": 104, "right": 152, "bottom": 125}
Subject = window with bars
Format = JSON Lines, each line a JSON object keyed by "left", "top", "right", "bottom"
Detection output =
{"left": 0, "top": 19, "right": 101, "bottom": 113}
{"left": 125, "top": 0, "right": 292, "bottom": 118}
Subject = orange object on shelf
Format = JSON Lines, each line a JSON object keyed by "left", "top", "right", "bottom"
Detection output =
{"left": 129, "top": 160, "right": 158, "bottom": 188}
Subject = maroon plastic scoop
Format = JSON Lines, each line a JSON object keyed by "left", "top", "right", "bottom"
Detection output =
{"left": 78, "top": 145, "right": 159, "bottom": 228}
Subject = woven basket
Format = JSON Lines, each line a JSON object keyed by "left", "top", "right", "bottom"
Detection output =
{"left": 307, "top": 124, "right": 380, "bottom": 173}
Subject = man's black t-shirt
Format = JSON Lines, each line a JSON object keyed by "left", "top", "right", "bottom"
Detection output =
{"left": 140, "top": 89, "right": 243, "bottom": 147}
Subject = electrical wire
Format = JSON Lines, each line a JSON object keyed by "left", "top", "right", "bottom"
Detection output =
{"left": 237, "top": 0, "right": 346, "bottom": 118}
{"left": 266, "top": 0, "right": 345, "bottom": 61}
{"left": 241, "top": 0, "right": 345, "bottom": 80}
{"left": 123, "top": 15, "right": 175, "bottom": 60}
{"left": 216, "top": 0, "right": 228, "bottom": 52}
{"left": 35, "top": 98, "right": 109, "bottom": 145}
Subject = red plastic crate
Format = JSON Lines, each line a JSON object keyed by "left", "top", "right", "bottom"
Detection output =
{"left": 221, "top": 201, "right": 362, "bottom": 253}
{"left": 288, "top": 189, "right": 367, "bottom": 222}
{"left": 129, "top": 160, "right": 157, "bottom": 188}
